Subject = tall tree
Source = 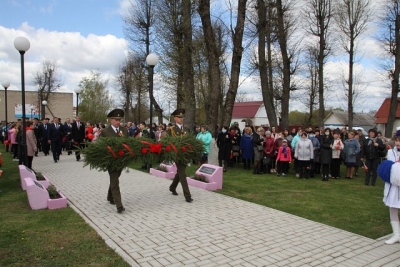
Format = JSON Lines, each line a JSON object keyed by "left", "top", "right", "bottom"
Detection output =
{"left": 78, "top": 71, "right": 113, "bottom": 124}
{"left": 181, "top": 0, "right": 196, "bottom": 131}
{"left": 155, "top": 0, "right": 185, "bottom": 108}
{"left": 115, "top": 53, "right": 147, "bottom": 123}
{"left": 33, "top": 60, "right": 61, "bottom": 119}
{"left": 275, "top": 0, "right": 297, "bottom": 129}
{"left": 222, "top": 0, "right": 248, "bottom": 127}
{"left": 124, "top": 0, "right": 164, "bottom": 123}
{"left": 198, "top": 0, "right": 223, "bottom": 132}
{"left": 305, "top": 0, "right": 333, "bottom": 127}
{"left": 304, "top": 46, "right": 320, "bottom": 125}
{"left": 335, "top": 0, "right": 370, "bottom": 130}
{"left": 255, "top": 0, "right": 278, "bottom": 127}
{"left": 380, "top": 0, "right": 400, "bottom": 137}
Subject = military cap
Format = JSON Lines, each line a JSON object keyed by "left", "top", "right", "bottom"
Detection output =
{"left": 107, "top": 108, "right": 124, "bottom": 119}
{"left": 171, "top": 108, "right": 185, "bottom": 118}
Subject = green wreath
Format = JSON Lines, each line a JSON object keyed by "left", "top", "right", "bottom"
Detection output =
{"left": 81, "top": 135, "right": 205, "bottom": 172}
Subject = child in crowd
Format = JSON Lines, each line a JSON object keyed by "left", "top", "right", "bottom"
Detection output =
{"left": 276, "top": 139, "right": 292, "bottom": 176}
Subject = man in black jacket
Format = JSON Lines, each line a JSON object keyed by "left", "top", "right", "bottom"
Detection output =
{"left": 47, "top": 117, "right": 64, "bottom": 163}
{"left": 71, "top": 116, "right": 86, "bottom": 161}
{"left": 40, "top": 118, "right": 50, "bottom": 156}
{"left": 360, "top": 129, "right": 386, "bottom": 186}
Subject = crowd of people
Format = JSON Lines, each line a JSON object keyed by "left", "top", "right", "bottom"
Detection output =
{"left": 0, "top": 117, "right": 109, "bottom": 168}
{"left": 201, "top": 124, "right": 395, "bottom": 185}
{"left": 0, "top": 117, "right": 192, "bottom": 170}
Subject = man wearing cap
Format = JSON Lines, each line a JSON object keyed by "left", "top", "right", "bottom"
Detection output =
{"left": 167, "top": 108, "right": 193, "bottom": 203}
{"left": 100, "top": 109, "right": 128, "bottom": 213}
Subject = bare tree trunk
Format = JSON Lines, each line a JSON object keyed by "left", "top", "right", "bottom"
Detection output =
{"left": 336, "top": 0, "right": 370, "bottom": 131}
{"left": 222, "top": 0, "right": 247, "bottom": 127}
{"left": 257, "top": 0, "right": 278, "bottom": 127}
{"left": 386, "top": 13, "right": 400, "bottom": 137}
{"left": 348, "top": 38, "right": 354, "bottom": 130}
{"left": 198, "top": 0, "right": 222, "bottom": 132}
{"left": 276, "top": 0, "right": 291, "bottom": 130}
{"left": 182, "top": 0, "right": 196, "bottom": 132}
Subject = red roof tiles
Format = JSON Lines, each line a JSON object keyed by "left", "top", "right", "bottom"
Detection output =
{"left": 374, "top": 98, "right": 400, "bottom": 124}
{"left": 232, "top": 101, "right": 263, "bottom": 118}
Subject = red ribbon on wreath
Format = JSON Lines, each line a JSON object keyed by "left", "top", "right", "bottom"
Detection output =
{"left": 107, "top": 146, "right": 117, "bottom": 158}
{"left": 122, "top": 143, "right": 135, "bottom": 156}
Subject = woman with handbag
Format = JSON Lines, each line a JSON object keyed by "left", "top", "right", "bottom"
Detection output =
{"left": 343, "top": 130, "right": 360, "bottom": 179}
{"left": 253, "top": 127, "right": 265, "bottom": 174}
{"left": 294, "top": 132, "right": 314, "bottom": 179}
{"left": 240, "top": 127, "right": 254, "bottom": 170}
{"left": 320, "top": 128, "right": 334, "bottom": 181}
{"left": 217, "top": 126, "right": 232, "bottom": 172}
{"left": 228, "top": 127, "right": 240, "bottom": 167}
{"left": 263, "top": 131, "right": 275, "bottom": 174}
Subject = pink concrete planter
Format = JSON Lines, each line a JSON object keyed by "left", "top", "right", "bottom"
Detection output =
{"left": 187, "top": 177, "right": 218, "bottom": 191}
{"left": 160, "top": 163, "right": 177, "bottom": 173}
{"left": 19, "top": 165, "right": 52, "bottom": 190}
{"left": 25, "top": 178, "right": 48, "bottom": 210}
{"left": 19, "top": 165, "right": 37, "bottom": 190}
{"left": 47, "top": 191, "right": 68, "bottom": 210}
{"left": 37, "top": 175, "right": 51, "bottom": 189}
{"left": 150, "top": 168, "right": 176, "bottom": 180}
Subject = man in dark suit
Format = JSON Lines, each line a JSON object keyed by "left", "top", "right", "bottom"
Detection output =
{"left": 63, "top": 118, "right": 73, "bottom": 155}
{"left": 100, "top": 109, "right": 128, "bottom": 213}
{"left": 40, "top": 118, "right": 50, "bottom": 156}
{"left": 47, "top": 117, "right": 64, "bottom": 163}
{"left": 167, "top": 108, "right": 193, "bottom": 203}
{"left": 71, "top": 116, "right": 86, "bottom": 161}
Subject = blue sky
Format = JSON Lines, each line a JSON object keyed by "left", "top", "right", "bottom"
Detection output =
{"left": 0, "top": 0, "right": 389, "bottom": 115}
{"left": 1, "top": 0, "right": 124, "bottom": 38}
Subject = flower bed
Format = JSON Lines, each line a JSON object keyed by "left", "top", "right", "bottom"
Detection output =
{"left": 24, "top": 178, "right": 68, "bottom": 210}
{"left": 149, "top": 168, "right": 176, "bottom": 179}
{"left": 47, "top": 191, "right": 68, "bottom": 210}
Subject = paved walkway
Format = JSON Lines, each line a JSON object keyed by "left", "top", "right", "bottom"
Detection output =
{"left": 33, "top": 154, "right": 400, "bottom": 267}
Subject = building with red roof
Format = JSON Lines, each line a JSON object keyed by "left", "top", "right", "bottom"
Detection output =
{"left": 231, "top": 101, "right": 270, "bottom": 129}
{"left": 375, "top": 98, "right": 400, "bottom": 136}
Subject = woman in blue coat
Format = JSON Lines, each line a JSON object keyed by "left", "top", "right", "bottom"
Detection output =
{"left": 239, "top": 126, "right": 254, "bottom": 170}
{"left": 343, "top": 130, "right": 360, "bottom": 179}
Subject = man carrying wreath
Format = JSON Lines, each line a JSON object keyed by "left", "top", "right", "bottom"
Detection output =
{"left": 167, "top": 108, "right": 193, "bottom": 203}
{"left": 100, "top": 109, "right": 128, "bottom": 213}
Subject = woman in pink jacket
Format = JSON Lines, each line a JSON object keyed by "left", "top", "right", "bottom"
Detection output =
{"left": 8, "top": 123, "right": 18, "bottom": 160}
{"left": 276, "top": 139, "right": 292, "bottom": 176}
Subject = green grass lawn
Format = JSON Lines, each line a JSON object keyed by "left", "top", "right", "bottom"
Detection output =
{"left": 0, "top": 147, "right": 130, "bottom": 267}
{"left": 215, "top": 165, "right": 388, "bottom": 239}
{"left": 1, "top": 147, "right": 390, "bottom": 266}
{"left": 131, "top": 160, "right": 389, "bottom": 239}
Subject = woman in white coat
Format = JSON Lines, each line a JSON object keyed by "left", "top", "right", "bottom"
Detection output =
{"left": 383, "top": 136, "right": 400, "bottom": 244}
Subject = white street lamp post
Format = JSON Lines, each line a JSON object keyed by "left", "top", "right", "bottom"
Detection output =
{"left": 2, "top": 81, "right": 10, "bottom": 129}
{"left": 14, "top": 36, "right": 30, "bottom": 166}
{"left": 74, "top": 87, "right": 83, "bottom": 117}
{"left": 146, "top": 53, "right": 159, "bottom": 134}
